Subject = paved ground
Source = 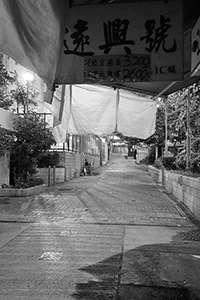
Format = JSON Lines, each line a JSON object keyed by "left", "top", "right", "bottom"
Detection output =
{"left": 0, "top": 154, "right": 200, "bottom": 299}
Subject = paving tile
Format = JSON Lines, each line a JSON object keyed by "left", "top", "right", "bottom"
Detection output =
{"left": 0, "top": 155, "right": 199, "bottom": 299}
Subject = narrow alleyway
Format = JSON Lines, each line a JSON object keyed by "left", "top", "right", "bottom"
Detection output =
{"left": 0, "top": 154, "right": 200, "bottom": 300}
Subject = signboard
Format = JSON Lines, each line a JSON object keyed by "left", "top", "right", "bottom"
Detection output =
{"left": 84, "top": 54, "right": 151, "bottom": 83}
{"left": 56, "top": 0, "right": 183, "bottom": 84}
{"left": 191, "top": 16, "right": 200, "bottom": 76}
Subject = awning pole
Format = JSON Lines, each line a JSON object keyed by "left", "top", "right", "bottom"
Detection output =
{"left": 154, "top": 81, "right": 177, "bottom": 100}
{"left": 115, "top": 88, "right": 120, "bottom": 132}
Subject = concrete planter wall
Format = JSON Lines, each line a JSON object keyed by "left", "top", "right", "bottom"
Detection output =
{"left": 136, "top": 148, "right": 149, "bottom": 164}
{"left": 0, "top": 184, "right": 47, "bottom": 197}
{"left": 58, "top": 152, "right": 100, "bottom": 181}
{"left": 37, "top": 152, "right": 101, "bottom": 186}
{"left": 164, "top": 172, "right": 200, "bottom": 220}
{"left": 37, "top": 167, "right": 65, "bottom": 185}
{"left": 147, "top": 165, "right": 200, "bottom": 221}
{"left": 148, "top": 165, "right": 163, "bottom": 184}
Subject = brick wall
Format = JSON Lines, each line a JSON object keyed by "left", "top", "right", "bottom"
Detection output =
{"left": 37, "top": 152, "right": 101, "bottom": 185}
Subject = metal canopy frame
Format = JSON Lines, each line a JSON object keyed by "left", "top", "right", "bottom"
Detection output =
{"left": 105, "top": 73, "right": 200, "bottom": 98}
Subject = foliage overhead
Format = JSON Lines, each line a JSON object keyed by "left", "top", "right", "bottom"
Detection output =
{"left": 0, "top": 60, "right": 16, "bottom": 110}
{"left": 10, "top": 78, "right": 39, "bottom": 113}
{"left": 0, "top": 58, "right": 56, "bottom": 187}
{"left": 145, "top": 106, "right": 165, "bottom": 147}
{"left": 145, "top": 81, "right": 200, "bottom": 173}
{"left": 0, "top": 126, "right": 14, "bottom": 157}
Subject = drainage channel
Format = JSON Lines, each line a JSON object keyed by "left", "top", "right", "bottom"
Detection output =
{"left": 81, "top": 222, "right": 195, "bottom": 228}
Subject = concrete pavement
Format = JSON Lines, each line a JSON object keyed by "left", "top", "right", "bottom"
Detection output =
{"left": 0, "top": 154, "right": 200, "bottom": 299}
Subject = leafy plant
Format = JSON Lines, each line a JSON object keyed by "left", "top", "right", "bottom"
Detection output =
{"left": 0, "top": 60, "right": 16, "bottom": 110}
{"left": 0, "top": 58, "right": 55, "bottom": 187}
{"left": 154, "top": 156, "right": 176, "bottom": 170}
{"left": 140, "top": 147, "right": 155, "bottom": 165}
{"left": 10, "top": 113, "right": 56, "bottom": 186}
{"left": 10, "top": 78, "right": 39, "bottom": 114}
{"left": 37, "top": 151, "right": 60, "bottom": 168}
{"left": 12, "top": 176, "right": 44, "bottom": 189}
{"left": 146, "top": 106, "right": 166, "bottom": 148}
{"left": 145, "top": 81, "right": 200, "bottom": 173}
{"left": 0, "top": 126, "right": 14, "bottom": 157}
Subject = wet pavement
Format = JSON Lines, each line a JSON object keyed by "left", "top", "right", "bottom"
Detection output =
{"left": 0, "top": 154, "right": 200, "bottom": 299}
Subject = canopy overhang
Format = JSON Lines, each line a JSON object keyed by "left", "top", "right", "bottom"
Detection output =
{"left": 106, "top": 72, "right": 200, "bottom": 98}
{"left": 0, "top": 0, "right": 199, "bottom": 98}
{"left": 0, "top": 0, "right": 200, "bottom": 140}
{"left": 42, "top": 84, "right": 158, "bottom": 142}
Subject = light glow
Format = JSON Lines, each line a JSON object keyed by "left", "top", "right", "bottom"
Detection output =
{"left": 22, "top": 71, "right": 34, "bottom": 82}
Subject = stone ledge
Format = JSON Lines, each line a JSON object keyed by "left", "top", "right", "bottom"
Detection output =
{"left": 148, "top": 165, "right": 163, "bottom": 184}
{"left": 0, "top": 184, "right": 47, "bottom": 197}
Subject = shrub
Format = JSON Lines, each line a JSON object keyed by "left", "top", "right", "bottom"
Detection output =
{"left": 154, "top": 156, "right": 177, "bottom": 170}
{"left": 140, "top": 147, "right": 155, "bottom": 165}
{"left": 140, "top": 156, "right": 149, "bottom": 165}
{"left": 154, "top": 157, "right": 163, "bottom": 169}
{"left": 176, "top": 151, "right": 200, "bottom": 174}
{"left": 37, "top": 151, "right": 60, "bottom": 168}
{"left": 0, "top": 126, "right": 14, "bottom": 157}
{"left": 10, "top": 113, "right": 56, "bottom": 186}
{"left": 10, "top": 176, "right": 44, "bottom": 189}
{"left": 190, "top": 155, "right": 200, "bottom": 174}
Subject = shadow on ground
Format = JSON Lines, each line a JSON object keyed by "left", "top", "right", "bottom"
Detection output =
{"left": 71, "top": 238, "right": 200, "bottom": 300}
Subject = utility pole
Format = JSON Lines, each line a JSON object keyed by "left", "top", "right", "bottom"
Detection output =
{"left": 186, "top": 87, "right": 191, "bottom": 170}
{"left": 164, "top": 102, "right": 168, "bottom": 156}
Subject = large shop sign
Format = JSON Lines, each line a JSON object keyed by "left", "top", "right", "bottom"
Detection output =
{"left": 191, "top": 16, "right": 200, "bottom": 76}
{"left": 57, "top": 0, "right": 183, "bottom": 84}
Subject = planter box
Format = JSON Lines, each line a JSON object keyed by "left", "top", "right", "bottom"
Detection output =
{"left": 37, "top": 168, "right": 65, "bottom": 185}
{"left": 148, "top": 165, "right": 163, "bottom": 184}
{"left": 0, "top": 184, "right": 47, "bottom": 197}
{"left": 164, "top": 172, "right": 200, "bottom": 220}
{"left": 148, "top": 164, "right": 200, "bottom": 221}
{"left": 136, "top": 148, "right": 149, "bottom": 164}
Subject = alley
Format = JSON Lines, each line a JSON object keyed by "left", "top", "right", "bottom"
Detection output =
{"left": 0, "top": 154, "right": 200, "bottom": 300}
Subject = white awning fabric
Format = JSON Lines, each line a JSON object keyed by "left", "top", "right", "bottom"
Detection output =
{"left": 42, "top": 84, "right": 157, "bottom": 142}
{"left": 118, "top": 89, "right": 157, "bottom": 138}
{"left": 0, "top": 0, "right": 67, "bottom": 90}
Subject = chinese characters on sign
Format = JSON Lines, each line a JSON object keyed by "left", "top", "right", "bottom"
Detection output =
{"left": 64, "top": 15, "right": 177, "bottom": 57}
{"left": 84, "top": 54, "right": 151, "bottom": 83}
{"left": 99, "top": 19, "right": 135, "bottom": 55}
{"left": 140, "top": 15, "right": 177, "bottom": 53}
{"left": 64, "top": 20, "right": 94, "bottom": 56}
{"left": 64, "top": 16, "right": 177, "bottom": 83}
{"left": 64, "top": 18, "right": 137, "bottom": 56}
{"left": 58, "top": 1, "right": 183, "bottom": 83}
